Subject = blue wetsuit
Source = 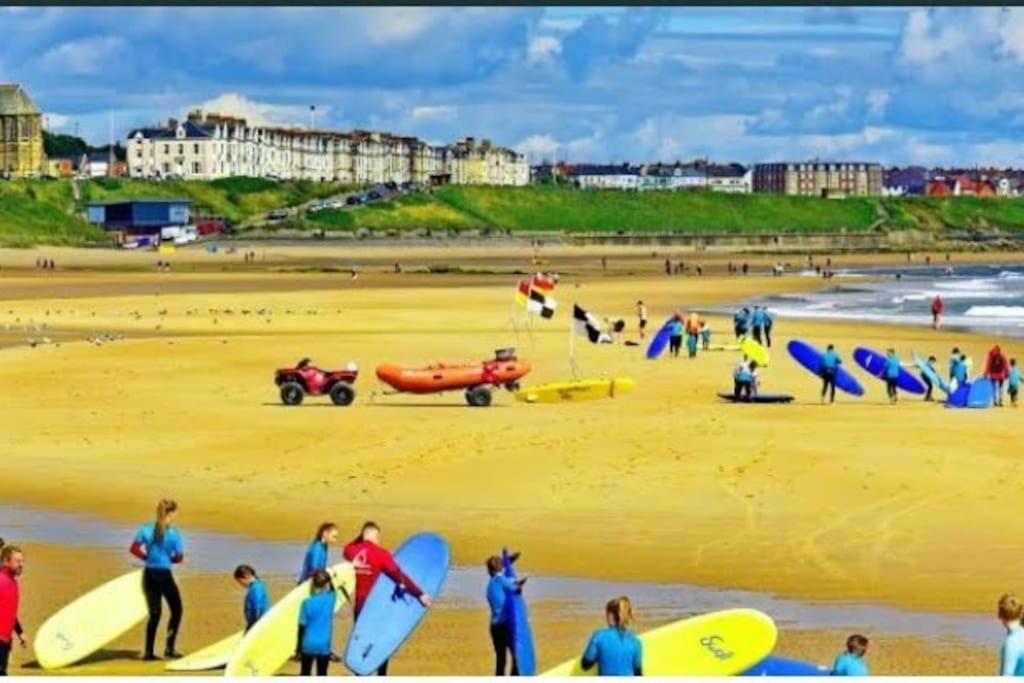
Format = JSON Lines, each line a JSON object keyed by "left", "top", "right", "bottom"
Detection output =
{"left": 1002, "top": 623, "right": 1024, "bottom": 675}
{"left": 244, "top": 578, "right": 270, "bottom": 631}
{"left": 582, "top": 627, "right": 642, "bottom": 676}
{"left": 832, "top": 652, "right": 869, "bottom": 676}
{"left": 299, "top": 540, "right": 328, "bottom": 583}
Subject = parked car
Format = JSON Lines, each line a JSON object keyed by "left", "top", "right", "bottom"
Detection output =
{"left": 367, "top": 190, "right": 382, "bottom": 201}
{"left": 346, "top": 195, "right": 365, "bottom": 206}
{"left": 267, "top": 209, "right": 289, "bottom": 220}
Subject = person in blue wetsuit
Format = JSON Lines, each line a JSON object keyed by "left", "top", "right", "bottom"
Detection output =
{"left": 921, "top": 356, "right": 938, "bottom": 402}
{"left": 699, "top": 321, "right": 711, "bottom": 350}
{"left": 751, "top": 306, "right": 766, "bottom": 344}
{"left": 883, "top": 349, "right": 902, "bottom": 404}
{"left": 733, "top": 308, "right": 748, "bottom": 339}
{"left": 299, "top": 522, "right": 338, "bottom": 584}
{"left": 949, "top": 347, "right": 961, "bottom": 383}
{"left": 298, "top": 570, "right": 336, "bottom": 677}
{"left": 831, "top": 634, "right": 869, "bottom": 676}
{"left": 1009, "top": 359, "right": 1020, "bottom": 407}
{"left": 667, "top": 316, "right": 684, "bottom": 358}
{"left": 486, "top": 555, "right": 527, "bottom": 676}
{"left": 953, "top": 353, "right": 970, "bottom": 389}
{"left": 733, "top": 358, "right": 759, "bottom": 401}
{"left": 129, "top": 499, "right": 185, "bottom": 661}
{"left": 999, "top": 594, "right": 1024, "bottom": 675}
{"left": 763, "top": 308, "right": 774, "bottom": 348}
{"left": 234, "top": 564, "right": 270, "bottom": 633}
{"left": 820, "top": 344, "right": 841, "bottom": 404}
{"left": 580, "top": 597, "right": 642, "bottom": 676}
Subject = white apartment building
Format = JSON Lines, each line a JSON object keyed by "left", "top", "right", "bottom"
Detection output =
{"left": 128, "top": 111, "right": 528, "bottom": 186}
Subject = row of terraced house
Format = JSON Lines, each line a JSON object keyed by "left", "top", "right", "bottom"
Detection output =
{"left": 127, "top": 111, "right": 529, "bottom": 186}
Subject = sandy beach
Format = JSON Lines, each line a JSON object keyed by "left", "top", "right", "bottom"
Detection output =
{"left": 0, "top": 244, "right": 1021, "bottom": 675}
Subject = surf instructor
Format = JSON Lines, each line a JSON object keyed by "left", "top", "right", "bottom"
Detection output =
{"left": 343, "top": 522, "right": 431, "bottom": 675}
{"left": 820, "top": 344, "right": 841, "bottom": 404}
{"left": 130, "top": 499, "right": 184, "bottom": 661}
{"left": 0, "top": 544, "right": 25, "bottom": 677}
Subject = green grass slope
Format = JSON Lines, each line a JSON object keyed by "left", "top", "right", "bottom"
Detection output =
{"left": 0, "top": 182, "right": 104, "bottom": 246}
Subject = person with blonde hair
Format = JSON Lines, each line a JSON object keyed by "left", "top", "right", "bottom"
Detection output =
{"left": 579, "top": 597, "right": 642, "bottom": 676}
{"left": 129, "top": 499, "right": 184, "bottom": 660}
{"left": 998, "top": 594, "right": 1024, "bottom": 675}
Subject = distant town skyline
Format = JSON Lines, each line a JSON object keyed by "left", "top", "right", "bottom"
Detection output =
{"left": 4, "top": 7, "right": 1024, "bottom": 166}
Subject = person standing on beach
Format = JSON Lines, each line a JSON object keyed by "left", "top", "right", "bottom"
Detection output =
{"left": 820, "top": 344, "right": 841, "bottom": 404}
{"left": 985, "top": 345, "right": 1010, "bottom": 407}
{"left": 922, "top": 356, "right": 939, "bottom": 402}
{"left": 685, "top": 313, "right": 701, "bottom": 359}
{"left": 130, "top": 499, "right": 184, "bottom": 661}
{"left": 667, "top": 316, "right": 684, "bottom": 358}
{"left": 751, "top": 307, "right": 765, "bottom": 344}
{"left": 949, "top": 348, "right": 961, "bottom": 385}
{"left": 297, "top": 570, "right": 336, "bottom": 677}
{"left": 883, "top": 349, "right": 902, "bottom": 404}
{"left": 343, "top": 522, "right": 431, "bottom": 676}
{"left": 931, "top": 295, "right": 944, "bottom": 330}
{"left": 998, "top": 594, "right": 1024, "bottom": 675}
{"left": 832, "top": 634, "right": 869, "bottom": 676}
{"left": 485, "top": 555, "right": 525, "bottom": 676}
{"left": 299, "top": 522, "right": 338, "bottom": 583}
{"left": 699, "top": 320, "right": 711, "bottom": 350}
{"left": 636, "top": 301, "right": 648, "bottom": 340}
{"left": 233, "top": 565, "right": 270, "bottom": 633}
{"left": 1009, "top": 359, "right": 1020, "bottom": 407}
{"left": 0, "top": 544, "right": 25, "bottom": 677}
{"left": 953, "top": 353, "right": 970, "bottom": 390}
{"left": 579, "top": 597, "right": 642, "bottom": 676}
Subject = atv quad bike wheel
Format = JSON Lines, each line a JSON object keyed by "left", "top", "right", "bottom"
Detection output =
{"left": 280, "top": 381, "right": 305, "bottom": 406}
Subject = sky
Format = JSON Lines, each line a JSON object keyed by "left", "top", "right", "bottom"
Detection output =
{"left": 3, "top": 6, "right": 1024, "bottom": 166}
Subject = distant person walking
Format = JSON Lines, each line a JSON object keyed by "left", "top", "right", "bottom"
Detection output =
{"left": 1009, "top": 359, "right": 1020, "bottom": 407}
{"left": 832, "top": 634, "right": 869, "bottom": 676}
{"left": 985, "top": 345, "right": 1010, "bottom": 407}
{"left": 763, "top": 307, "right": 774, "bottom": 348}
{"left": 998, "top": 594, "right": 1024, "bottom": 675}
{"left": 699, "top": 320, "right": 711, "bottom": 350}
{"left": 922, "top": 356, "right": 939, "bottom": 402}
{"left": 667, "top": 316, "right": 684, "bottom": 358}
{"left": 820, "top": 344, "right": 841, "bottom": 404}
{"left": 931, "top": 295, "right": 944, "bottom": 330}
{"left": 636, "top": 301, "right": 648, "bottom": 340}
{"left": 883, "top": 348, "right": 902, "bottom": 404}
{"left": 0, "top": 543, "right": 25, "bottom": 677}
{"left": 751, "top": 307, "right": 767, "bottom": 345}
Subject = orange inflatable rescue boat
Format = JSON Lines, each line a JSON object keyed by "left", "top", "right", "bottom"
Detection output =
{"left": 376, "top": 348, "right": 531, "bottom": 406}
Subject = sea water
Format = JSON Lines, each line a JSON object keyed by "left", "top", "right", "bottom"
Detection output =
{"left": 745, "top": 264, "right": 1024, "bottom": 338}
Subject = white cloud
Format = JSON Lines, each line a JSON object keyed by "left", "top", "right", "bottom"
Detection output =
{"left": 38, "top": 36, "right": 124, "bottom": 76}
{"left": 42, "top": 112, "right": 71, "bottom": 130}
{"left": 527, "top": 35, "right": 562, "bottom": 64}
{"left": 187, "top": 93, "right": 330, "bottom": 128}
{"left": 411, "top": 106, "right": 457, "bottom": 121}
{"left": 866, "top": 89, "right": 889, "bottom": 118}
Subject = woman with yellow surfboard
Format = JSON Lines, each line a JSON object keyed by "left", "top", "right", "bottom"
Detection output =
{"left": 578, "top": 597, "right": 643, "bottom": 676}
{"left": 129, "top": 499, "right": 184, "bottom": 661}
{"left": 298, "top": 522, "right": 339, "bottom": 583}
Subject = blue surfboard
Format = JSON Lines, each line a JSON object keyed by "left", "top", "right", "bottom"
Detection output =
{"left": 344, "top": 533, "right": 450, "bottom": 675}
{"left": 646, "top": 317, "right": 675, "bottom": 359}
{"left": 947, "top": 381, "right": 971, "bottom": 407}
{"left": 853, "top": 346, "right": 926, "bottom": 395}
{"left": 743, "top": 656, "right": 829, "bottom": 676}
{"left": 502, "top": 549, "right": 536, "bottom": 675}
{"left": 786, "top": 339, "right": 865, "bottom": 397}
{"left": 966, "top": 377, "right": 994, "bottom": 408}
{"left": 911, "top": 351, "right": 950, "bottom": 394}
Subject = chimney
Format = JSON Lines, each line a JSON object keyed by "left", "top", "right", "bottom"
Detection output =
{"left": 168, "top": 118, "right": 179, "bottom": 129}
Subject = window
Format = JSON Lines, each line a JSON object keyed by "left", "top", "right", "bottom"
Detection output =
{"left": 194, "top": 144, "right": 200, "bottom": 154}
{"left": 164, "top": 144, "right": 169, "bottom": 154}
{"left": 193, "top": 162, "right": 201, "bottom": 174}
{"left": 178, "top": 144, "right": 184, "bottom": 155}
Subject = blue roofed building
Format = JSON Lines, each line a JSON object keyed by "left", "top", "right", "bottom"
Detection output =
{"left": 86, "top": 199, "right": 191, "bottom": 234}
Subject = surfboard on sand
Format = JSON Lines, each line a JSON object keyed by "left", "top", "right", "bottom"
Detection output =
{"left": 947, "top": 381, "right": 971, "bottom": 407}
{"left": 706, "top": 344, "right": 741, "bottom": 352}
{"left": 852, "top": 346, "right": 926, "bottom": 395}
{"left": 225, "top": 563, "right": 355, "bottom": 677}
{"left": 166, "top": 632, "right": 242, "bottom": 672}
{"left": 541, "top": 608, "right": 776, "bottom": 677}
{"left": 739, "top": 337, "right": 770, "bottom": 367}
{"left": 502, "top": 549, "right": 536, "bottom": 675}
{"left": 515, "top": 378, "right": 635, "bottom": 403}
{"left": 35, "top": 570, "right": 149, "bottom": 670}
{"left": 344, "top": 533, "right": 450, "bottom": 676}
{"left": 742, "top": 655, "right": 829, "bottom": 676}
{"left": 949, "top": 377, "right": 994, "bottom": 409}
{"left": 911, "top": 351, "right": 950, "bottom": 394}
{"left": 785, "top": 340, "right": 864, "bottom": 397}
{"left": 718, "top": 392, "right": 794, "bottom": 404}
{"left": 645, "top": 318, "right": 675, "bottom": 359}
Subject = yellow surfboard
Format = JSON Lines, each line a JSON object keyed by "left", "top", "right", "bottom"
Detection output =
{"left": 166, "top": 632, "right": 242, "bottom": 672}
{"left": 706, "top": 344, "right": 741, "bottom": 352}
{"left": 541, "top": 608, "right": 776, "bottom": 677}
{"left": 740, "top": 337, "right": 770, "bottom": 367}
{"left": 35, "top": 570, "right": 149, "bottom": 670}
{"left": 225, "top": 563, "right": 355, "bottom": 677}
{"left": 515, "top": 378, "right": 635, "bottom": 404}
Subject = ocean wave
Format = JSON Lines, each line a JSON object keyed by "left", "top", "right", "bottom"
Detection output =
{"left": 964, "top": 305, "right": 1024, "bottom": 319}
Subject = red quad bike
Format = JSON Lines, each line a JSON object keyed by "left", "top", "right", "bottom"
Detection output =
{"left": 275, "top": 358, "right": 358, "bottom": 406}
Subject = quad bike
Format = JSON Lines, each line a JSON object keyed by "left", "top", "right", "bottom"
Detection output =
{"left": 274, "top": 358, "right": 358, "bottom": 406}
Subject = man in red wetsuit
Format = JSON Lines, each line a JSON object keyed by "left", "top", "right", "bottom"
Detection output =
{"left": 0, "top": 544, "right": 26, "bottom": 677}
{"left": 343, "top": 522, "right": 431, "bottom": 675}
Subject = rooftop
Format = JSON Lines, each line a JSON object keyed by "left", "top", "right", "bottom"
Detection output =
{"left": 0, "top": 83, "right": 41, "bottom": 117}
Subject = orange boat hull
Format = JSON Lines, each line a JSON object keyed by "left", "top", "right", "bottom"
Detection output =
{"left": 376, "top": 360, "right": 532, "bottom": 394}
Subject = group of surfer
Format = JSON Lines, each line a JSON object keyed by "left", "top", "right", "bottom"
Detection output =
{"left": 734, "top": 306, "right": 774, "bottom": 347}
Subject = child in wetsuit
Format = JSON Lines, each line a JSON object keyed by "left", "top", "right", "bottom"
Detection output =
{"left": 298, "top": 571, "right": 336, "bottom": 677}
{"left": 832, "top": 634, "right": 869, "bottom": 676}
{"left": 1009, "top": 359, "right": 1020, "bottom": 407}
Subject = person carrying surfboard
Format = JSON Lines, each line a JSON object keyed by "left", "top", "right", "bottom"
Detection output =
{"left": 820, "top": 344, "right": 841, "bottom": 404}
{"left": 579, "top": 597, "right": 642, "bottom": 676}
{"left": 299, "top": 522, "right": 339, "bottom": 584}
{"left": 883, "top": 349, "right": 902, "bottom": 404}
{"left": 486, "top": 555, "right": 526, "bottom": 676}
{"left": 233, "top": 565, "right": 270, "bottom": 633}
{"left": 985, "top": 345, "right": 1010, "bottom": 407}
{"left": 667, "top": 316, "right": 684, "bottom": 358}
{"left": 0, "top": 544, "right": 25, "bottom": 677}
{"left": 949, "top": 348, "right": 961, "bottom": 384}
{"left": 343, "top": 522, "right": 431, "bottom": 676}
{"left": 130, "top": 499, "right": 185, "bottom": 661}
{"left": 921, "top": 356, "right": 939, "bottom": 402}
{"left": 997, "top": 594, "right": 1024, "bottom": 675}
{"left": 298, "top": 570, "right": 336, "bottom": 677}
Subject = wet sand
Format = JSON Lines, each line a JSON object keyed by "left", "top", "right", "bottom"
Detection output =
{"left": 0, "top": 245, "right": 1021, "bottom": 674}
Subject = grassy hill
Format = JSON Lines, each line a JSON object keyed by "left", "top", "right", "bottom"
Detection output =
{"left": 6, "top": 178, "right": 1024, "bottom": 247}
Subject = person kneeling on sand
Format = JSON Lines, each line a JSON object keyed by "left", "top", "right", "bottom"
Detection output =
{"left": 733, "top": 358, "right": 759, "bottom": 401}
{"left": 998, "top": 594, "right": 1024, "bottom": 675}
{"left": 832, "top": 634, "right": 869, "bottom": 676}
{"left": 579, "top": 597, "right": 642, "bottom": 676}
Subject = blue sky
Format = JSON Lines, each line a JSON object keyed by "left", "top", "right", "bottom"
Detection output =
{"left": 3, "top": 6, "right": 1024, "bottom": 165}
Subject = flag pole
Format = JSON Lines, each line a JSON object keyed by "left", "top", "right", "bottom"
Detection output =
{"left": 569, "top": 303, "right": 578, "bottom": 379}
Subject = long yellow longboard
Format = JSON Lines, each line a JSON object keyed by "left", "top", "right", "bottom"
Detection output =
{"left": 515, "top": 378, "right": 635, "bottom": 404}
{"left": 740, "top": 337, "right": 770, "bottom": 367}
{"left": 541, "top": 608, "right": 776, "bottom": 676}
{"left": 225, "top": 563, "right": 355, "bottom": 677}
{"left": 166, "top": 632, "right": 243, "bottom": 672}
{"left": 35, "top": 570, "right": 149, "bottom": 670}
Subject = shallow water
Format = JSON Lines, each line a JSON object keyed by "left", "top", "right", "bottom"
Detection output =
{"left": 0, "top": 503, "right": 998, "bottom": 646}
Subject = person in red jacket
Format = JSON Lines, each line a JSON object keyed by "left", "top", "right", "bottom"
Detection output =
{"left": 985, "top": 345, "right": 1010, "bottom": 407}
{"left": 0, "top": 544, "right": 26, "bottom": 677}
{"left": 343, "top": 522, "right": 431, "bottom": 675}
{"left": 931, "top": 295, "right": 944, "bottom": 330}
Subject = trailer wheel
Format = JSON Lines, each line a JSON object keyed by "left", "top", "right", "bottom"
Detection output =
{"left": 466, "top": 386, "right": 493, "bottom": 407}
